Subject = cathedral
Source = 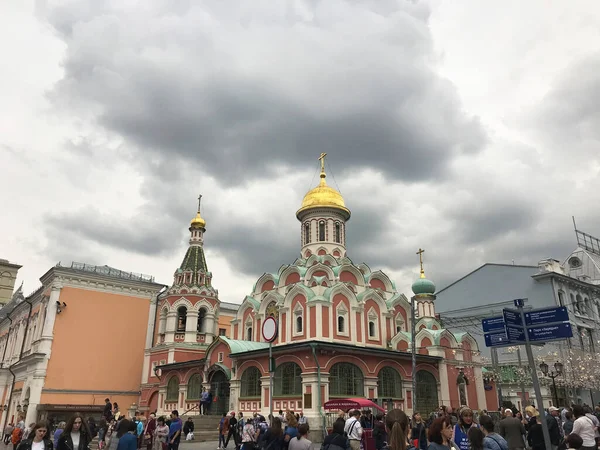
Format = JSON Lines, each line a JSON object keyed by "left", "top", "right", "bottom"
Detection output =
{"left": 139, "top": 155, "right": 498, "bottom": 431}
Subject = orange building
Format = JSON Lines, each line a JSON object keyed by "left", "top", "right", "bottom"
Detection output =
{"left": 0, "top": 262, "right": 163, "bottom": 426}
{"left": 138, "top": 198, "right": 237, "bottom": 415}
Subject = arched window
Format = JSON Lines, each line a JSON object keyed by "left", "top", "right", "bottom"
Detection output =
{"left": 329, "top": 362, "right": 364, "bottom": 397}
{"left": 240, "top": 367, "right": 262, "bottom": 398}
{"left": 296, "top": 316, "right": 303, "bottom": 333}
{"left": 197, "top": 308, "right": 206, "bottom": 333}
{"left": 247, "top": 326, "right": 253, "bottom": 341}
{"left": 319, "top": 221, "right": 325, "bottom": 241}
{"left": 166, "top": 376, "right": 180, "bottom": 401}
{"left": 558, "top": 291, "right": 565, "bottom": 306}
{"left": 305, "top": 223, "right": 311, "bottom": 244}
{"left": 368, "top": 321, "right": 376, "bottom": 338}
{"left": 338, "top": 316, "right": 345, "bottom": 333}
{"left": 576, "top": 295, "right": 583, "bottom": 314}
{"left": 335, "top": 223, "right": 341, "bottom": 243}
{"left": 274, "top": 362, "right": 302, "bottom": 396}
{"left": 378, "top": 367, "right": 402, "bottom": 398}
{"left": 415, "top": 370, "right": 438, "bottom": 416}
{"left": 177, "top": 306, "right": 187, "bottom": 332}
{"left": 187, "top": 374, "right": 202, "bottom": 400}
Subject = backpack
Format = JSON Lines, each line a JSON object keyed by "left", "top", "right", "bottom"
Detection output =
{"left": 11, "top": 427, "right": 22, "bottom": 445}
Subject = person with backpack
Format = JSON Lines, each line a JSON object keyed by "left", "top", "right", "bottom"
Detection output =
{"left": 321, "top": 418, "right": 349, "bottom": 450}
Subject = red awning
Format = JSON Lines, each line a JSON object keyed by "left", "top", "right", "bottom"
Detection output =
{"left": 323, "top": 398, "right": 385, "bottom": 413}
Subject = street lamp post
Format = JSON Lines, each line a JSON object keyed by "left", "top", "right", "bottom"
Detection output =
{"left": 539, "top": 361, "right": 564, "bottom": 407}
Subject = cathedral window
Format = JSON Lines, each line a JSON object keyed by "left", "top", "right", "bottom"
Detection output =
{"left": 305, "top": 223, "right": 311, "bottom": 244}
{"left": 378, "top": 367, "right": 402, "bottom": 398}
{"left": 319, "top": 221, "right": 325, "bottom": 241}
{"left": 166, "top": 376, "right": 180, "bottom": 401}
{"left": 274, "top": 362, "right": 302, "bottom": 396}
{"left": 177, "top": 306, "right": 187, "bottom": 332}
{"left": 197, "top": 308, "right": 206, "bottom": 333}
{"left": 329, "top": 362, "right": 364, "bottom": 397}
{"left": 296, "top": 315, "right": 303, "bottom": 334}
{"left": 247, "top": 326, "right": 253, "bottom": 341}
{"left": 187, "top": 374, "right": 202, "bottom": 400}
{"left": 335, "top": 222, "right": 341, "bottom": 243}
{"left": 241, "top": 367, "right": 262, "bottom": 398}
{"left": 367, "top": 308, "right": 379, "bottom": 340}
{"left": 368, "top": 321, "right": 376, "bottom": 338}
{"left": 338, "top": 316, "right": 345, "bottom": 333}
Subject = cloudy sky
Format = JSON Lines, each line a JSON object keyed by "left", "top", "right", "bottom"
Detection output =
{"left": 2, "top": 0, "right": 599, "bottom": 305}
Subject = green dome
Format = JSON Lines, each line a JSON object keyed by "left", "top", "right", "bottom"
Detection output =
{"left": 412, "top": 276, "right": 436, "bottom": 295}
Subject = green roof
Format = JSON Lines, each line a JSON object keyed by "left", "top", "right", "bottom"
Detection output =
{"left": 179, "top": 245, "right": 208, "bottom": 282}
{"left": 222, "top": 337, "right": 270, "bottom": 354}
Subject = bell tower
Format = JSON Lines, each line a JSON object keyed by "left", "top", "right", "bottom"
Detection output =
{"left": 296, "top": 154, "right": 351, "bottom": 259}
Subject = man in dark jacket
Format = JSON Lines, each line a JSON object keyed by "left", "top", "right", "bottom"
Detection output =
{"left": 499, "top": 409, "right": 526, "bottom": 450}
{"left": 103, "top": 398, "right": 113, "bottom": 420}
{"left": 546, "top": 407, "right": 561, "bottom": 450}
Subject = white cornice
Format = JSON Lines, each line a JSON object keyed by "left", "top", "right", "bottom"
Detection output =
{"left": 52, "top": 273, "right": 161, "bottom": 299}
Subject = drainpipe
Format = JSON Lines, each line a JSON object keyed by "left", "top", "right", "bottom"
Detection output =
{"left": 4, "top": 299, "right": 33, "bottom": 431}
{"left": 309, "top": 343, "right": 326, "bottom": 441}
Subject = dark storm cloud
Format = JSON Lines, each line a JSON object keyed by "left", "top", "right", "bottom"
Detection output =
{"left": 45, "top": 1, "right": 486, "bottom": 186}
{"left": 532, "top": 54, "right": 600, "bottom": 152}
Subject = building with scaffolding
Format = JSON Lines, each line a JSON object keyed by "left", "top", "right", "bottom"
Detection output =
{"left": 435, "top": 226, "right": 600, "bottom": 408}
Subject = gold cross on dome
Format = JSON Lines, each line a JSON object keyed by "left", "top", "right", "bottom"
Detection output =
{"left": 197, "top": 194, "right": 202, "bottom": 212}
{"left": 318, "top": 152, "right": 327, "bottom": 173}
{"left": 416, "top": 248, "right": 425, "bottom": 276}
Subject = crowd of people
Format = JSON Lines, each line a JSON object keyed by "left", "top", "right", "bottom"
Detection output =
{"left": 369, "top": 404, "right": 600, "bottom": 450}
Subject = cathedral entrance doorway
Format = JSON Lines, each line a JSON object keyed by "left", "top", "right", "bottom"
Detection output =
{"left": 210, "top": 370, "right": 230, "bottom": 415}
{"left": 415, "top": 370, "right": 439, "bottom": 417}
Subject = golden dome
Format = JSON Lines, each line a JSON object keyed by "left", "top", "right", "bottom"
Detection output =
{"left": 190, "top": 211, "right": 206, "bottom": 228}
{"left": 296, "top": 155, "right": 350, "bottom": 220}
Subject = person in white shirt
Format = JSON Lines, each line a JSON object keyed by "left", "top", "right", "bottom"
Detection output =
{"left": 297, "top": 413, "right": 307, "bottom": 426}
{"left": 572, "top": 405, "right": 597, "bottom": 450}
{"left": 344, "top": 410, "right": 363, "bottom": 450}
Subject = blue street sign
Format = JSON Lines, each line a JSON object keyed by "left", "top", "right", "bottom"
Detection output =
{"left": 506, "top": 324, "right": 526, "bottom": 342}
{"left": 503, "top": 309, "right": 523, "bottom": 327}
{"left": 524, "top": 306, "right": 570, "bottom": 326}
{"left": 527, "top": 322, "right": 573, "bottom": 342}
{"left": 484, "top": 331, "right": 509, "bottom": 347}
{"left": 482, "top": 316, "right": 505, "bottom": 333}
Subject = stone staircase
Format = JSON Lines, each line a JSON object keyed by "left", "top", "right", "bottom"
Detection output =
{"left": 182, "top": 414, "right": 222, "bottom": 442}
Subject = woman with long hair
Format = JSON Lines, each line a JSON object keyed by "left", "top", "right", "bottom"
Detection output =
{"left": 56, "top": 413, "right": 92, "bottom": 450}
{"left": 428, "top": 417, "right": 459, "bottom": 450}
{"left": 262, "top": 417, "right": 285, "bottom": 450}
{"left": 467, "top": 427, "right": 484, "bottom": 450}
{"left": 321, "top": 418, "right": 348, "bottom": 450}
{"left": 16, "top": 421, "right": 53, "bottom": 450}
{"left": 382, "top": 409, "right": 412, "bottom": 450}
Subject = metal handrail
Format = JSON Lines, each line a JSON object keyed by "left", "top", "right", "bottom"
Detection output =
{"left": 182, "top": 403, "right": 200, "bottom": 416}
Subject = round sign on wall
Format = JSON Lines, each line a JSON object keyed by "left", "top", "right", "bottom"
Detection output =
{"left": 262, "top": 316, "right": 278, "bottom": 342}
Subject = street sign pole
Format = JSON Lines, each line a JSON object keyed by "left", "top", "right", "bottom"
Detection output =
{"left": 269, "top": 341, "right": 273, "bottom": 424}
{"left": 518, "top": 303, "right": 552, "bottom": 450}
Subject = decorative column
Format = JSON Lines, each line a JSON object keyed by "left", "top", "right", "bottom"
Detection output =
{"left": 39, "top": 283, "right": 62, "bottom": 356}
{"left": 205, "top": 312, "right": 216, "bottom": 344}
{"left": 185, "top": 310, "right": 198, "bottom": 343}
{"left": 145, "top": 294, "right": 159, "bottom": 349}
{"left": 24, "top": 373, "right": 44, "bottom": 425}
{"left": 438, "top": 362, "right": 451, "bottom": 408}
{"left": 165, "top": 312, "right": 177, "bottom": 343}
{"left": 260, "top": 376, "right": 271, "bottom": 417}
{"left": 473, "top": 366, "right": 487, "bottom": 410}
{"left": 364, "top": 376, "right": 378, "bottom": 401}
{"left": 229, "top": 380, "right": 241, "bottom": 412}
